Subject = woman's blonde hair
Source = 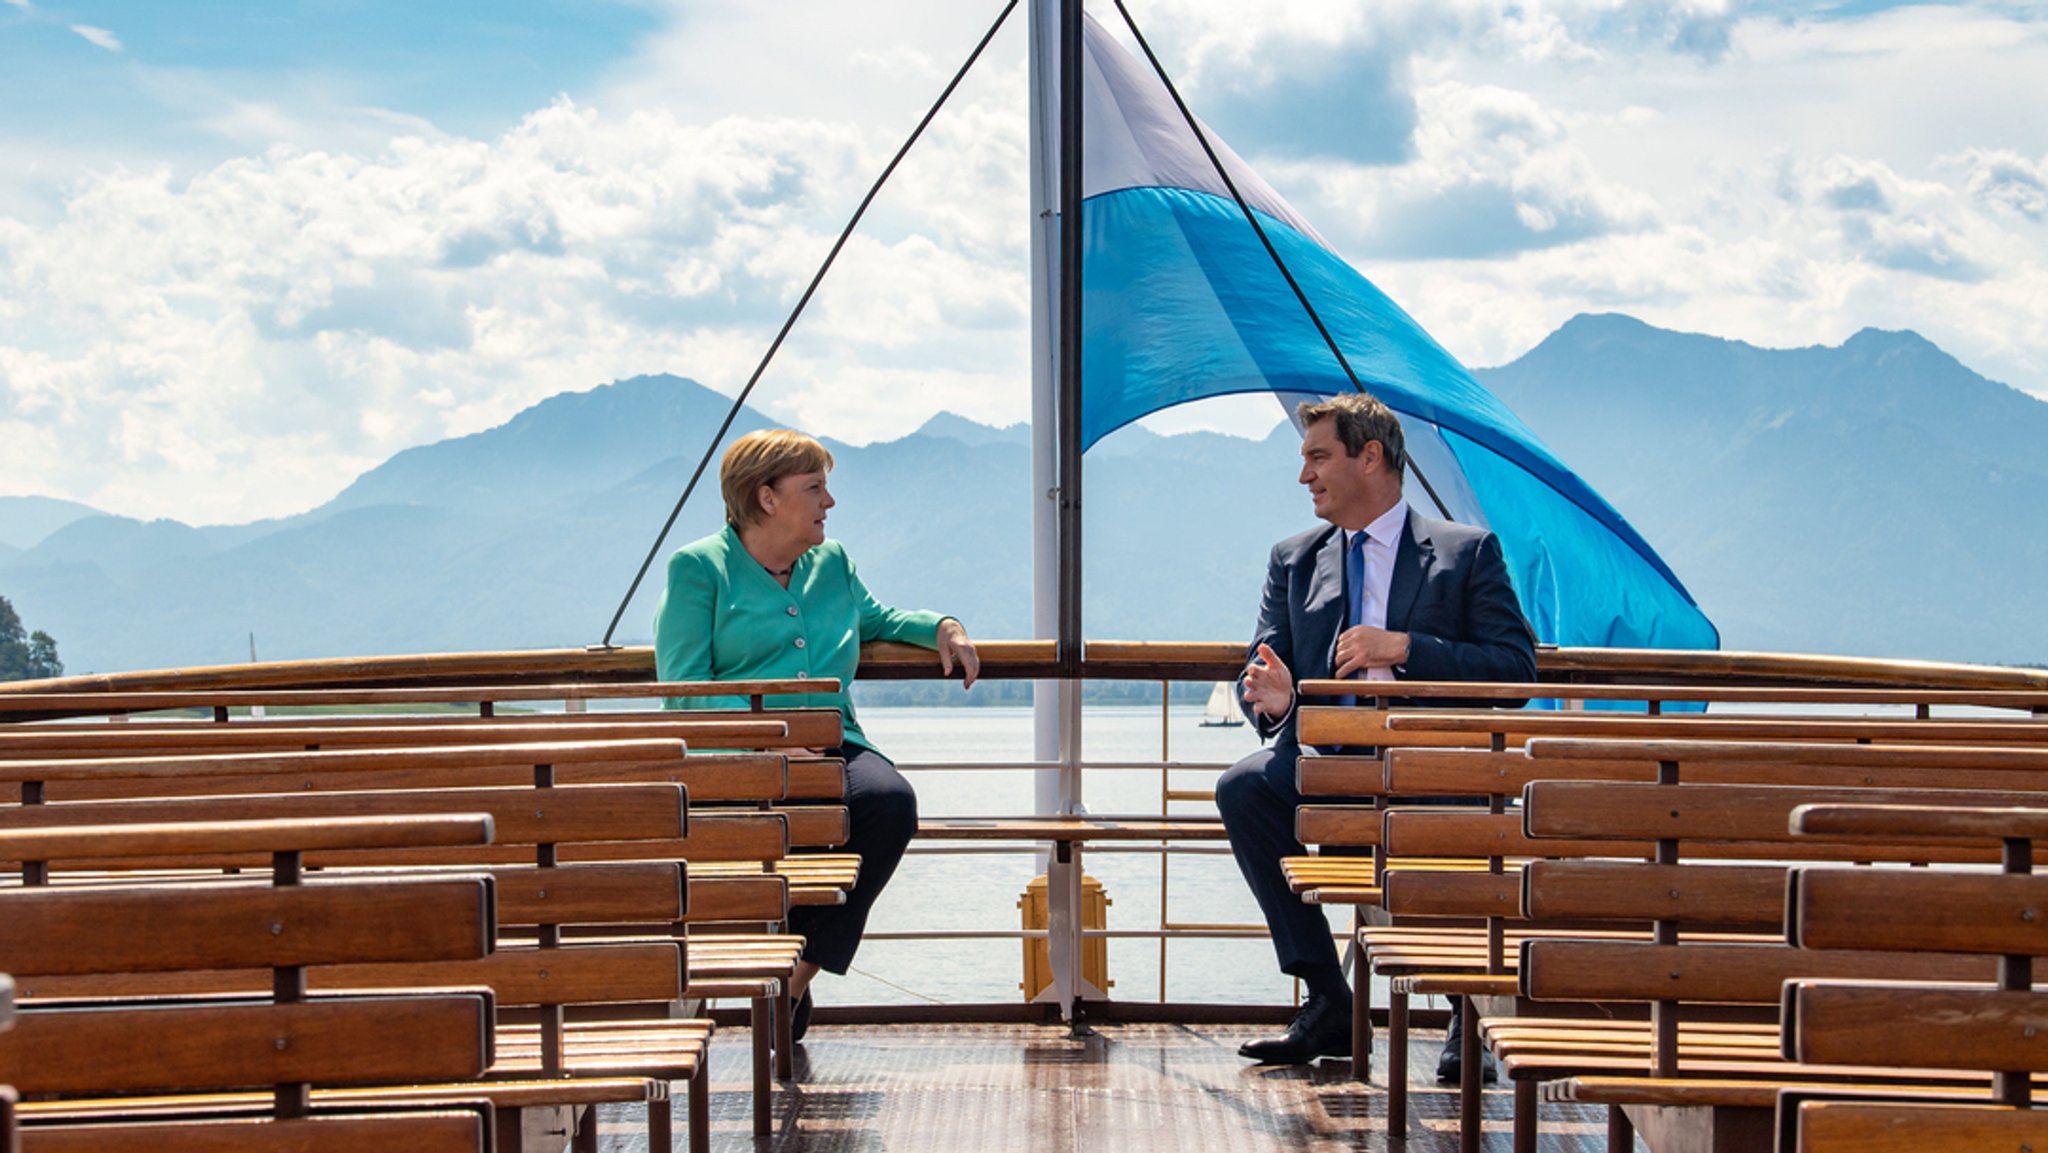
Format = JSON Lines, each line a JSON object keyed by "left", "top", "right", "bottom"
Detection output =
{"left": 720, "top": 429, "right": 834, "bottom": 528}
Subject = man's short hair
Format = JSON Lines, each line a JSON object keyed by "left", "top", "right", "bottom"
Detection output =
{"left": 1297, "top": 392, "right": 1407, "bottom": 474}
{"left": 720, "top": 429, "right": 835, "bottom": 528}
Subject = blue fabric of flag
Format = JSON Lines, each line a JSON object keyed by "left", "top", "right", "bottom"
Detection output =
{"left": 1081, "top": 184, "right": 1718, "bottom": 651}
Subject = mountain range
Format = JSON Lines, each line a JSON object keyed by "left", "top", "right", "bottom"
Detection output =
{"left": 4, "top": 313, "right": 2046, "bottom": 676}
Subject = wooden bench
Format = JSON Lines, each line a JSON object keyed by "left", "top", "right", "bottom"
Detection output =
{"left": 1774, "top": 801, "right": 2048, "bottom": 1152}
{"left": 1290, "top": 695, "right": 2048, "bottom": 1151}
{"left": 0, "top": 735, "right": 834, "bottom": 1133}
{"left": 0, "top": 778, "right": 712, "bottom": 1151}
{"left": 0, "top": 742, "right": 764, "bottom": 1146}
{"left": 0, "top": 815, "right": 500, "bottom": 1153}
{"left": 1501, "top": 739, "right": 2048, "bottom": 1152}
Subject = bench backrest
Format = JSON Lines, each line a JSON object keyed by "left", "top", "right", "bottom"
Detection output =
{"left": 1516, "top": 750, "right": 2048, "bottom": 1078}
{"left": 0, "top": 817, "right": 496, "bottom": 1132}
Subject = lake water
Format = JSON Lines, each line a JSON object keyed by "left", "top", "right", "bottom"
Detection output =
{"left": 809, "top": 703, "right": 1308, "bottom": 1009}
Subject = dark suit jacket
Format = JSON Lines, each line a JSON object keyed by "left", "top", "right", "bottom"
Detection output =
{"left": 1241, "top": 508, "right": 1537, "bottom": 748}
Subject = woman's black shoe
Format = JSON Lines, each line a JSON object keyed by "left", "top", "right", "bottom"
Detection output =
{"left": 790, "top": 988, "right": 815, "bottom": 1044}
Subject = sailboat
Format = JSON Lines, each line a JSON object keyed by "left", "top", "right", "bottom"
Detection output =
{"left": 1199, "top": 681, "right": 1245, "bottom": 728}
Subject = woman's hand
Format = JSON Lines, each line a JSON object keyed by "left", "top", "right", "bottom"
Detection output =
{"left": 936, "top": 618, "right": 980, "bottom": 688}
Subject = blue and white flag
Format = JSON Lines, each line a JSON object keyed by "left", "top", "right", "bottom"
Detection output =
{"left": 1077, "top": 15, "right": 1717, "bottom": 651}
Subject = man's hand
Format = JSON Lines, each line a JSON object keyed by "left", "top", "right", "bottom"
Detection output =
{"left": 936, "top": 618, "right": 980, "bottom": 688}
{"left": 1334, "top": 626, "right": 1410, "bottom": 679}
{"left": 1242, "top": 643, "right": 1295, "bottom": 718}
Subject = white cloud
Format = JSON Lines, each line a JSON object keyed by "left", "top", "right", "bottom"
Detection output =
{"left": 69, "top": 23, "right": 121, "bottom": 52}
{"left": 3, "top": 0, "right": 34, "bottom": 11}
{"left": 1947, "top": 148, "right": 2048, "bottom": 223}
{"left": 2, "top": 0, "right": 2045, "bottom": 517}
{"left": 0, "top": 97, "right": 1030, "bottom": 521}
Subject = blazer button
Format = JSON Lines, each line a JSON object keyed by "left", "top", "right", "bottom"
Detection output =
{"left": 786, "top": 605, "right": 798, "bottom": 616}
{"left": 796, "top": 671, "right": 808, "bottom": 679}
{"left": 794, "top": 637, "right": 806, "bottom": 649}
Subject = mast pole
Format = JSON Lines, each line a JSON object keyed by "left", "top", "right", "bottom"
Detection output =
{"left": 1029, "top": 0, "right": 1094, "bottom": 1021}
{"left": 1056, "top": 0, "right": 1084, "bottom": 680}
{"left": 1026, "top": 0, "right": 1062, "bottom": 796}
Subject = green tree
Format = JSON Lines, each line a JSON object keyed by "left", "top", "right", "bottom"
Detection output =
{"left": 0, "top": 594, "right": 64, "bottom": 680}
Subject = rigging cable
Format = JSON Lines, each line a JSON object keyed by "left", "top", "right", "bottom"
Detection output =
{"left": 1106, "top": 0, "right": 1452, "bottom": 521}
{"left": 598, "top": 0, "right": 1022, "bottom": 647}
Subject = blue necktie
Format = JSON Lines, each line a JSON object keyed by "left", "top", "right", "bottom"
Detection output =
{"left": 1347, "top": 530, "right": 1370, "bottom": 629}
{"left": 1339, "top": 531, "right": 1370, "bottom": 709}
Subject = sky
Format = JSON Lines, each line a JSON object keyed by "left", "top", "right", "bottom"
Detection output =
{"left": 1, "top": 0, "right": 2044, "bottom": 524}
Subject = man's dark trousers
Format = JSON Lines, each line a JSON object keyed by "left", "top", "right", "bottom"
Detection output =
{"left": 1218, "top": 740, "right": 1342, "bottom": 977}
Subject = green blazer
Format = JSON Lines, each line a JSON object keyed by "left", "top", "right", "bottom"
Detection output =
{"left": 652, "top": 524, "right": 947, "bottom": 753}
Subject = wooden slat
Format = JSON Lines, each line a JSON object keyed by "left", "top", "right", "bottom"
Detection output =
{"left": 1526, "top": 781, "right": 2048, "bottom": 842}
{"left": 0, "top": 785, "right": 685, "bottom": 847}
{"left": 0, "top": 995, "right": 491, "bottom": 1094}
{"left": 0, "top": 877, "right": 491, "bottom": 977}
{"left": 1293, "top": 806, "right": 1380, "bottom": 847}
{"left": 1794, "top": 801, "right": 2048, "bottom": 842}
{"left": 684, "top": 875, "right": 789, "bottom": 923}
{"left": 1526, "top": 738, "right": 2048, "bottom": 768}
{"left": 31, "top": 753, "right": 786, "bottom": 806}
{"left": 1381, "top": 747, "right": 1615, "bottom": 796}
{"left": 1523, "top": 860, "right": 1789, "bottom": 926}
{"left": 785, "top": 758, "right": 847, "bottom": 800}
{"left": 1522, "top": 940, "right": 1995, "bottom": 1004}
{"left": 486, "top": 862, "right": 686, "bottom": 925}
{"left": 0, "top": 741, "right": 693, "bottom": 783}
{"left": 1795, "top": 1100, "right": 2048, "bottom": 1153}
{"left": 1299, "top": 708, "right": 1479, "bottom": 749}
{"left": 0, "top": 724, "right": 756, "bottom": 757}
{"left": 8, "top": 712, "right": 812, "bottom": 739}
{"left": 1400, "top": 749, "right": 2048, "bottom": 797}
{"left": 1383, "top": 810, "right": 1644, "bottom": 858}
{"left": 1294, "top": 755, "right": 1384, "bottom": 798}
{"left": 782, "top": 805, "right": 848, "bottom": 848}
{"left": 1398, "top": 714, "right": 2048, "bottom": 743}
{"left": 1300, "top": 679, "right": 2048, "bottom": 708}
{"left": 1381, "top": 868, "right": 1520, "bottom": 917}
{"left": 1793, "top": 867, "right": 2048, "bottom": 955}
{"left": 0, "top": 815, "right": 494, "bottom": 862}
{"left": 319, "top": 942, "right": 684, "bottom": 1007}
{"left": 0, "top": 678, "right": 830, "bottom": 712}
{"left": 18, "top": 1112, "right": 489, "bottom": 1153}
{"left": 564, "top": 813, "right": 786, "bottom": 864}
{"left": 1791, "top": 982, "right": 2048, "bottom": 1071}
{"left": 19, "top": 1077, "right": 658, "bottom": 1121}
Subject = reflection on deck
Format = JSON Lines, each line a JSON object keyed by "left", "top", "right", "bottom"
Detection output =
{"left": 596, "top": 1023, "right": 1610, "bottom": 1151}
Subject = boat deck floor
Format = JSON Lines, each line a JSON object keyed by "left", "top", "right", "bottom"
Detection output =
{"left": 595, "top": 1022, "right": 1614, "bottom": 1151}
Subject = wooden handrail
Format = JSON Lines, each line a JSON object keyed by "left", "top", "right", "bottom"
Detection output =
{"left": 5, "top": 641, "right": 2044, "bottom": 703}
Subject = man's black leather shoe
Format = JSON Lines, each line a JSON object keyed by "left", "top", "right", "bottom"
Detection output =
{"left": 1435, "top": 1008, "right": 1499, "bottom": 1083}
{"left": 1238, "top": 994, "right": 1353, "bottom": 1065}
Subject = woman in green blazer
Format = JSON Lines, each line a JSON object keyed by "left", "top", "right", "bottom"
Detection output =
{"left": 653, "top": 429, "right": 978, "bottom": 1041}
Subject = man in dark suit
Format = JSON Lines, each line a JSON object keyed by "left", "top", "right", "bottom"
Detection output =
{"left": 1223, "top": 391, "right": 1537, "bottom": 1067}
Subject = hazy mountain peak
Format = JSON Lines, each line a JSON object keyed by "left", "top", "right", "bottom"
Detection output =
{"left": 907, "top": 412, "right": 1031, "bottom": 447}
{"left": 0, "top": 495, "right": 103, "bottom": 550}
{"left": 320, "top": 372, "right": 770, "bottom": 520}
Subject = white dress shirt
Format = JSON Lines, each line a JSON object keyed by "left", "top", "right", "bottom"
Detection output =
{"left": 1347, "top": 499, "right": 1407, "bottom": 682}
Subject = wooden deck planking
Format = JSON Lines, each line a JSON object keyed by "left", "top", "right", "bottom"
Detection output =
{"left": 594, "top": 1022, "right": 1614, "bottom": 1151}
